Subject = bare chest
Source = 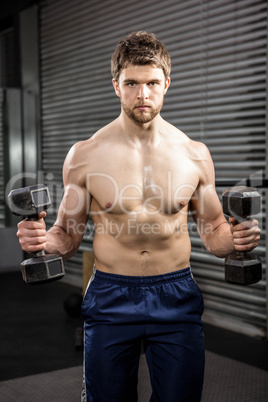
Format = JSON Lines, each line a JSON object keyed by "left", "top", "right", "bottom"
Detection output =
{"left": 87, "top": 151, "right": 200, "bottom": 215}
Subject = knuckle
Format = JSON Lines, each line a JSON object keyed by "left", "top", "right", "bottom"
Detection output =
{"left": 20, "top": 242, "right": 28, "bottom": 252}
{"left": 37, "top": 237, "right": 46, "bottom": 244}
{"left": 18, "top": 238, "right": 24, "bottom": 246}
{"left": 17, "top": 220, "right": 24, "bottom": 228}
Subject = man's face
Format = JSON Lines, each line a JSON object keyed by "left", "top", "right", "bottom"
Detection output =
{"left": 113, "top": 64, "right": 170, "bottom": 125}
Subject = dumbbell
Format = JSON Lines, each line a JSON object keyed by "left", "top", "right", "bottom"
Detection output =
{"left": 222, "top": 186, "right": 262, "bottom": 285}
{"left": 7, "top": 184, "right": 65, "bottom": 285}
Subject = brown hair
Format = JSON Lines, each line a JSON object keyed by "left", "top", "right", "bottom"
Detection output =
{"left": 111, "top": 31, "right": 171, "bottom": 81}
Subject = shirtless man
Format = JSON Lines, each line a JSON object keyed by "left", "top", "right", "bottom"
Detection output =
{"left": 17, "top": 32, "right": 260, "bottom": 402}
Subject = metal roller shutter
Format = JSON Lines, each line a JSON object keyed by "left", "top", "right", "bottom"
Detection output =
{"left": 40, "top": 0, "right": 268, "bottom": 337}
{"left": 0, "top": 26, "right": 16, "bottom": 228}
{"left": 0, "top": 89, "right": 4, "bottom": 227}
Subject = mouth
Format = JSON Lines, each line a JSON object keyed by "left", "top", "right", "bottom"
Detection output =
{"left": 135, "top": 105, "right": 151, "bottom": 111}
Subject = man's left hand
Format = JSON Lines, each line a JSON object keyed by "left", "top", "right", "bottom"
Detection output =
{"left": 229, "top": 217, "right": 261, "bottom": 252}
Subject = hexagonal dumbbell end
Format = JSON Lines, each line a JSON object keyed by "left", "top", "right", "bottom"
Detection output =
{"left": 222, "top": 186, "right": 262, "bottom": 286}
{"left": 21, "top": 253, "right": 65, "bottom": 284}
{"left": 222, "top": 186, "right": 261, "bottom": 219}
{"left": 7, "top": 184, "right": 51, "bottom": 217}
{"left": 224, "top": 253, "right": 262, "bottom": 285}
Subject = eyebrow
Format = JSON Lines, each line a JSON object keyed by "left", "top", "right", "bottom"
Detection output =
{"left": 123, "top": 79, "right": 162, "bottom": 84}
{"left": 123, "top": 79, "right": 139, "bottom": 84}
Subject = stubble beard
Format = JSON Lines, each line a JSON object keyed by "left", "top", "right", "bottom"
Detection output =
{"left": 121, "top": 99, "right": 164, "bottom": 125}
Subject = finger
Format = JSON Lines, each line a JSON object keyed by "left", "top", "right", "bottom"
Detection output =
{"left": 19, "top": 241, "right": 47, "bottom": 253}
{"left": 38, "top": 211, "right": 47, "bottom": 220}
{"left": 18, "top": 232, "right": 47, "bottom": 252}
{"left": 17, "top": 227, "right": 47, "bottom": 238}
{"left": 233, "top": 232, "right": 261, "bottom": 246}
{"left": 232, "top": 219, "right": 259, "bottom": 232}
{"left": 233, "top": 225, "right": 261, "bottom": 239}
{"left": 19, "top": 234, "right": 47, "bottom": 246}
{"left": 234, "top": 241, "right": 260, "bottom": 252}
{"left": 17, "top": 219, "right": 46, "bottom": 231}
{"left": 228, "top": 217, "right": 237, "bottom": 225}
{"left": 233, "top": 225, "right": 261, "bottom": 247}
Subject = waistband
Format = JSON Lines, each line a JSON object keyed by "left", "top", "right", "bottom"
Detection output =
{"left": 94, "top": 266, "right": 191, "bottom": 286}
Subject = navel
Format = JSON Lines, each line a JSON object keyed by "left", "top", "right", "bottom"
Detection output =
{"left": 141, "top": 250, "right": 149, "bottom": 256}
{"left": 140, "top": 250, "right": 150, "bottom": 272}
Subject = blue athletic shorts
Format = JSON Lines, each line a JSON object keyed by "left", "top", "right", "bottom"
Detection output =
{"left": 81, "top": 266, "right": 205, "bottom": 402}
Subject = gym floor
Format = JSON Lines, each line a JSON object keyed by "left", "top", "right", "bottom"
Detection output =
{"left": 1, "top": 271, "right": 268, "bottom": 401}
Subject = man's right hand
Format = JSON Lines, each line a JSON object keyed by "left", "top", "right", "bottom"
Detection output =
{"left": 17, "top": 211, "right": 47, "bottom": 253}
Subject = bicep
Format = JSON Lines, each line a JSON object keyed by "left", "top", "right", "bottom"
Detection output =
{"left": 190, "top": 184, "right": 226, "bottom": 236}
{"left": 53, "top": 184, "right": 90, "bottom": 248}
{"left": 54, "top": 146, "right": 91, "bottom": 245}
{"left": 189, "top": 145, "right": 227, "bottom": 237}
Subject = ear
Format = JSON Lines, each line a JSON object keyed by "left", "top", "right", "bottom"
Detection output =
{"left": 164, "top": 77, "right": 170, "bottom": 95}
{"left": 112, "top": 78, "right": 120, "bottom": 97}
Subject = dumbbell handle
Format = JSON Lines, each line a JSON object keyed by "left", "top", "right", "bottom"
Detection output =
{"left": 233, "top": 250, "right": 249, "bottom": 259}
{"left": 27, "top": 215, "right": 46, "bottom": 257}
{"left": 21, "top": 201, "right": 54, "bottom": 263}
{"left": 27, "top": 215, "right": 42, "bottom": 221}
{"left": 36, "top": 250, "right": 46, "bottom": 257}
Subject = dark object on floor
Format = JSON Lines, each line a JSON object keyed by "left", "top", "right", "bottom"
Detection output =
{"left": 75, "top": 326, "right": 84, "bottom": 350}
{"left": 63, "top": 292, "right": 83, "bottom": 318}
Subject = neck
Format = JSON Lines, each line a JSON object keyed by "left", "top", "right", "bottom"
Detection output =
{"left": 118, "top": 112, "right": 164, "bottom": 147}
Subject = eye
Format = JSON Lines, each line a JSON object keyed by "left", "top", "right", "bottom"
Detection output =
{"left": 127, "top": 82, "right": 136, "bottom": 87}
{"left": 148, "top": 82, "right": 157, "bottom": 87}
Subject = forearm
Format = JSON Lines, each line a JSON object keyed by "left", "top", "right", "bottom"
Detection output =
{"left": 46, "top": 224, "right": 80, "bottom": 261}
{"left": 204, "top": 222, "right": 235, "bottom": 258}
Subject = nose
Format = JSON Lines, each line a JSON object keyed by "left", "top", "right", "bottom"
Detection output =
{"left": 137, "top": 84, "right": 149, "bottom": 100}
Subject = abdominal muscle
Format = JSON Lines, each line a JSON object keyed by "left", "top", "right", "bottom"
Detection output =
{"left": 92, "top": 211, "right": 191, "bottom": 276}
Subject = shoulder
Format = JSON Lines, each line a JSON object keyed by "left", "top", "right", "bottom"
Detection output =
{"left": 62, "top": 122, "right": 115, "bottom": 184}
{"left": 166, "top": 123, "right": 212, "bottom": 160}
{"left": 186, "top": 139, "right": 212, "bottom": 162}
{"left": 186, "top": 140, "right": 215, "bottom": 185}
{"left": 65, "top": 122, "right": 116, "bottom": 166}
{"left": 167, "top": 124, "right": 214, "bottom": 184}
